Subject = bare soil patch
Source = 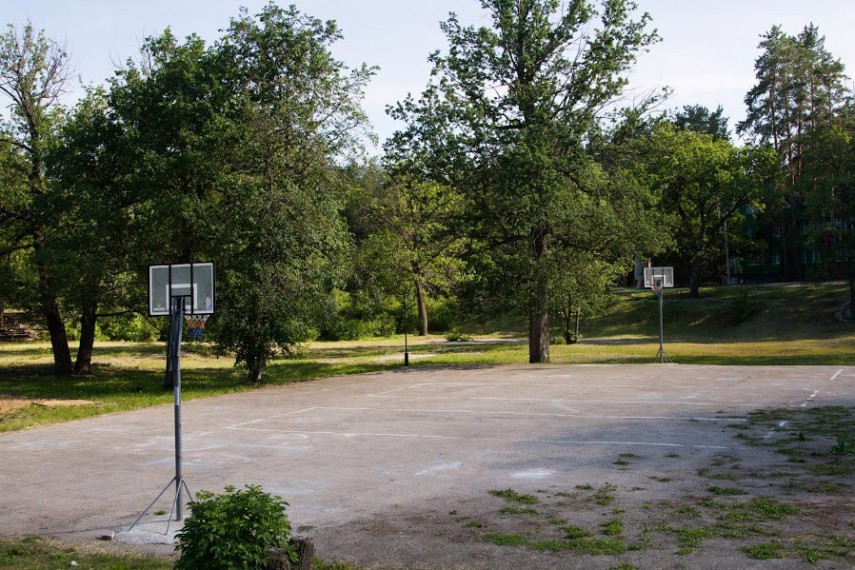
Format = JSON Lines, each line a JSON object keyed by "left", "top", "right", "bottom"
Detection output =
{"left": 0, "top": 397, "right": 95, "bottom": 414}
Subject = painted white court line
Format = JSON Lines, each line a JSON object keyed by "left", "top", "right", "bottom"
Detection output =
{"left": 367, "top": 384, "right": 430, "bottom": 397}
{"left": 224, "top": 426, "right": 734, "bottom": 450}
{"left": 366, "top": 393, "right": 761, "bottom": 407}
{"left": 224, "top": 407, "right": 318, "bottom": 430}
{"left": 830, "top": 369, "right": 844, "bottom": 381}
{"left": 221, "top": 405, "right": 744, "bottom": 426}
{"left": 312, "top": 405, "right": 743, "bottom": 423}
{"left": 800, "top": 390, "right": 819, "bottom": 408}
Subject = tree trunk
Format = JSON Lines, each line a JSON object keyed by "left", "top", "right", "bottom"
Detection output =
{"left": 42, "top": 300, "right": 73, "bottom": 376}
{"left": 248, "top": 353, "right": 266, "bottom": 384}
{"left": 39, "top": 282, "right": 72, "bottom": 376}
{"left": 528, "top": 228, "right": 550, "bottom": 363}
{"left": 34, "top": 239, "right": 73, "bottom": 376}
{"left": 74, "top": 300, "right": 98, "bottom": 375}
{"left": 528, "top": 282, "right": 550, "bottom": 363}
{"left": 688, "top": 261, "right": 700, "bottom": 297}
{"left": 414, "top": 277, "right": 428, "bottom": 336}
{"left": 848, "top": 255, "right": 855, "bottom": 312}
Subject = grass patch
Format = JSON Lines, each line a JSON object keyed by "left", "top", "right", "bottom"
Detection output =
{"left": 500, "top": 506, "right": 539, "bottom": 515}
{"left": 594, "top": 483, "right": 618, "bottom": 506}
{"left": 675, "top": 506, "right": 700, "bottom": 518}
{"left": 486, "top": 533, "right": 528, "bottom": 546}
{"left": 707, "top": 486, "right": 747, "bottom": 496}
{"left": 489, "top": 489, "right": 539, "bottom": 505}
{"left": 529, "top": 538, "right": 627, "bottom": 555}
{"left": 600, "top": 520, "right": 623, "bottom": 536}
{"left": 560, "top": 525, "right": 593, "bottom": 539}
{"left": 0, "top": 537, "right": 171, "bottom": 569}
{"left": 741, "top": 542, "right": 785, "bottom": 560}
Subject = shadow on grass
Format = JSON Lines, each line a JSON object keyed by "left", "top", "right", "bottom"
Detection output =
{"left": 0, "top": 359, "right": 400, "bottom": 433}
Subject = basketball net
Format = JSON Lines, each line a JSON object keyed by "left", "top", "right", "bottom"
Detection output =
{"left": 183, "top": 314, "right": 210, "bottom": 340}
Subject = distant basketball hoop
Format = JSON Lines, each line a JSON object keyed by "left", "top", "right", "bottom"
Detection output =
{"left": 643, "top": 267, "right": 674, "bottom": 290}
{"left": 644, "top": 267, "right": 673, "bottom": 363}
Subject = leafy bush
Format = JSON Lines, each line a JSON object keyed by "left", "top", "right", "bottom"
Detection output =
{"left": 174, "top": 485, "right": 296, "bottom": 570}
{"left": 425, "top": 296, "right": 459, "bottom": 332}
{"left": 100, "top": 314, "right": 159, "bottom": 342}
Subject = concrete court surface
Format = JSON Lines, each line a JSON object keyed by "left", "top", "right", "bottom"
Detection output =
{"left": 1, "top": 363, "right": 853, "bottom": 568}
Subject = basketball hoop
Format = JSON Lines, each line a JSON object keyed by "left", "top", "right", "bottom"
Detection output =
{"left": 652, "top": 282, "right": 663, "bottom": 297}
{"left": 184, "top": 313, "right": 210, "bottom": 340}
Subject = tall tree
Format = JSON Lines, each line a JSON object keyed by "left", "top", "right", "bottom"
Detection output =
{"left": 0, "top": 23, "right": 73, "bottom": 374}
{"left": 378, "top": 146, "right": 466, "bottom": 335}
{"left": 388, "top": 0, "right": 658, "bottom": 362}
{"left": 48, "top": 89, "right": 136, "bottom": 374}
{"left": 212, "top": 4, "right": 373, "bottom": 383}
{"left": 738, "top": 24, "right": 850, "bottom": 280}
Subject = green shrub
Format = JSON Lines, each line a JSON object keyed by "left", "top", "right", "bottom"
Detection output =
{"left": 100, "top": 314, "right": 159, "bottom": 342}
{"left": 174, "top": 485, "right": 296, "bottom": 570}
{"left": 425, "top": 296, "right": 459, "bottom": 332}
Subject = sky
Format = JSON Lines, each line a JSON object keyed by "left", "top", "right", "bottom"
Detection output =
{"left": 6, "top": 1, "right": 855, "bottom": 150}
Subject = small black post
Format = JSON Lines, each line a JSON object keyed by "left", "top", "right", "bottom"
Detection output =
{"left": 403, "top": 294, "right": 409, "bottom": 366}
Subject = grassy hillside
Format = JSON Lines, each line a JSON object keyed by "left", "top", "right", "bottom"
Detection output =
{"left": 580, "top": 282, "right": 851, "bottom": 342}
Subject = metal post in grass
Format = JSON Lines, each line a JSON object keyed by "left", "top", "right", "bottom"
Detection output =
{"left": 403, "top": 293, "right": 410, "bottom": 366}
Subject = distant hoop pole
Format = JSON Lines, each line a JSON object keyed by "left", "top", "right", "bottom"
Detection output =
{"left": 656, "top": 281, "right": 665, "bottom": 363}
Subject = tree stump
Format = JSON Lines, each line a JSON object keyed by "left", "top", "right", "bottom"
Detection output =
{"left": 267, "top": 538, "right": 314, "bottom": 570}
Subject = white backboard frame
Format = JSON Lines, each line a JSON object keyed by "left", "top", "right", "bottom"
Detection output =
{"left": 148, "top": 262, "right": 215, "bottom": 316}
{"left": 643, "top": 266, "right": 675, "bottom": 289}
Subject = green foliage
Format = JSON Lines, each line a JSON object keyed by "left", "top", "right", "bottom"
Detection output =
{"left": 636, "top": 124, "right": 776, "bottom": 295}
{"left": 175, "top": 485, "right": 296, "bottom": 570}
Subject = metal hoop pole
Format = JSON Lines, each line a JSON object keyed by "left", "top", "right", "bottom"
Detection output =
{"left": 657, "top": 290, "right": 665, "bottom": 363}
{"left": 170, "top": 296, "right": 185, "bottom": 520}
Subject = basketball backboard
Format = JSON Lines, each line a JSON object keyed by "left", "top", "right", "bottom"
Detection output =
{"left": 643, "top": 266, "right": 674, "bottom": 289}
{"left": 149, "top": 262, "right": 215, "bottom": 316}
